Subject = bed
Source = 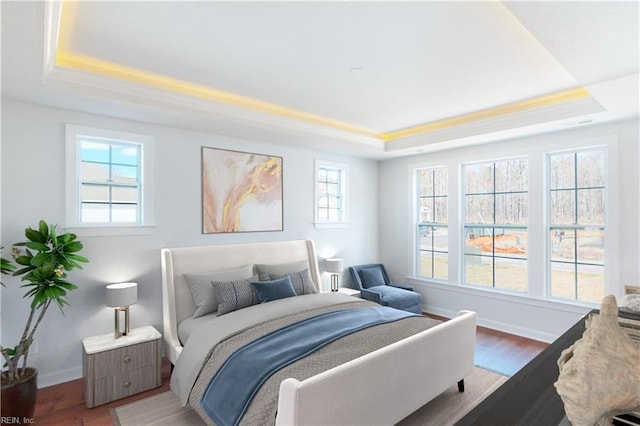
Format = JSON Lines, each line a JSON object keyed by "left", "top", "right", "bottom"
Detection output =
{"left": 161, "top": 239, "right": 477, "bottom": 425}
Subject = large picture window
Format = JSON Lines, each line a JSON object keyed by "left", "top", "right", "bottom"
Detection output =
{"left": 411, "top": 136, "right": 616, "bottom": 308}
{"left": 463, "top": 158, "right": 528, "bottom": 292}
{"left": 548, "top": 148, "right": 606, "bottom": 303}
{"left": 416, "top": 167, "right": 448, "bottom": 280}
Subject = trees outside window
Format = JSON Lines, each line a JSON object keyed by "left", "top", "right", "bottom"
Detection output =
{"left": 412, "top": 139, "right": 613, "bottom": 307}
{"left": 548, "top": 149, "right": 606, "bottom": 303}
{"left": 416, "top": 167, "right": 448, "bottom": 280}
{"left": 462, "top": 158, "right": 529, "bottom": 292}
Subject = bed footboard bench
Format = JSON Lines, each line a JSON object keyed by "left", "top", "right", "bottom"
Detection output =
{"left": 277, "top": 310, "right": 477, "bottom": 425}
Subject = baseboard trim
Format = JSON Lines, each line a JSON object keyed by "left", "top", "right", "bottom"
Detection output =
{"left": 423, "top": 304, "right": 558, "bottom": 343}
{"left": 38, "top": 366, "right": 83, "bottom": 389}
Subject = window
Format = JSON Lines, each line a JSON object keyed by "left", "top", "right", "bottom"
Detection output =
{"left": 65, "top": 125, "right": 154, "bottom": 235}
{"left": 462, "top": 158, "right": 528, "bottom": 292}
{"left": 79, "top": 140, "right": 140, "bottom": 223}
{"left": 416, "top": 167, "right": 448, "bottom": 280}
{"left": 410, "top": 136, "right": 617, "bottom": 308}
{"left": 547, "top": 148, "right": 606, "bottom": 303}
{"left": 314, "top": 160, "right": 348, "bottom": 228}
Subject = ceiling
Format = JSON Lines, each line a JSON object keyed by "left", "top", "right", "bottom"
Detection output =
{"left": 1, "top": 1, "right": 638, "bottom": 159}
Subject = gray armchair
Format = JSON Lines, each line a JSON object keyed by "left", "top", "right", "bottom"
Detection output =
{"left": 349, "top": 264, "right": 422, "bottom": 314}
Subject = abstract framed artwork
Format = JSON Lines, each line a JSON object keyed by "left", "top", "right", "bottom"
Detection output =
{"left": 202, "top": 146, "right": 283, "bottom": 233}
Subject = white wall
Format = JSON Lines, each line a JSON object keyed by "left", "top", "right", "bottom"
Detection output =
{"left": 2, "top": 98, "right": 637, "bottom": 386}
{"left": 378, "top": 118, "right": 640, "bottom": 342}
{"left": 0, "top": 100, "right": 379, "bottom": 387}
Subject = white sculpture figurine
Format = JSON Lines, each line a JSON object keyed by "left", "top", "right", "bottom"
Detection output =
{"left": 555, "top": 295, "right": 640, "bottom": 426}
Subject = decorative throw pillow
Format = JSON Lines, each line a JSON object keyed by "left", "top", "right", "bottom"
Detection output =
{"left": 251, "top": 276, "right": 297, "bottom": 303}
{"left": 359, "top": 267, "right": 386, "bottom": 289}
{"left": 269, "top": 268, "right": 318, "bottom": 295}
{"left": 184, "top": 264, "right": 254, "bottom": 318}
{"left": 255, "top": 261, "right": 309, "bottom": 281}
{"left": 212, "top": 275, "right": 260, "bottom": 316}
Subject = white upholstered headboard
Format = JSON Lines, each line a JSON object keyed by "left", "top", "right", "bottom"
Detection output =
{"left": 161, "top": 239, "right": 321, "bottom": 364}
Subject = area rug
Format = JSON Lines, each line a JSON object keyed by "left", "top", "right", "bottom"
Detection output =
{"left": 112, "top": 366, "right": 507, "bottom": 426}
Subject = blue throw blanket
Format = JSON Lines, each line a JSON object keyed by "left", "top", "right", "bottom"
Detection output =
{"left": 200, "top": 306, "right": 418, "bottom": 426}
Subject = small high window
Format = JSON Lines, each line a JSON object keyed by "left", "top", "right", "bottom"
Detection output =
{"left": 314, "top": 160, "right": 348, "bottom": 228}
{"left": 65, "top": 125, "right": 154, "bottom": 235}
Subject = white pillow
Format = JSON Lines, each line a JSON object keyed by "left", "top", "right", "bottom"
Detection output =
{"left": 183, "top": 264, "right": 254, "bottom": 318}
{"left": 255, "top": 261, "right": 309, "bottom": 281}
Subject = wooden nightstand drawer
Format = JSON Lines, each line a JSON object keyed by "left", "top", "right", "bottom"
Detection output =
{"left": 83, "top": 326, "right": 162, "bottom": 408}
{"left": 92, "top": 364, "right": 159, "bottom": 406}
{"left": 91, "top": 341, "right": 157, "bottom": 377}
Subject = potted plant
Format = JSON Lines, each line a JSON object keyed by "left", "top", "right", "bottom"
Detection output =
{"left": 1, "top": 220, "right": 88, "bottom": 419}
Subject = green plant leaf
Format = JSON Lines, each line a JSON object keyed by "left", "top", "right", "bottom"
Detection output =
{"left": 25, "top": 242, "right": 49, "bottom": 252}
{"left": 38, "top": 220, "right": 49, "bottom": 240}
{"left": 31, "top": 253, "right": 53, "bottom": 267}
{"left": 44, "top": 286, "right": 63, "bottom": 299}
{"left": 13, "top": 265, "right": 35, "bottom": 276}
{"left": 1, "top": 256, "right": 16, "bottom": 274}
{"left": 63, "top": 241, "right": 83, "bottom": 253}
{"left": 55, "top": 281, "right": 77, "bottom": 290}
{"left": 66, "top": 253, "right": 89, "bottom": 264}
{"left": 62, "top": 258, "right": 82, "bottom": 271}
{"left": 24, "top": 228, "right": 44, "bottom": 244}
{"left": 31, "top": 293, "right": 47, "bottom": 309}
{"left": 14, "top": 255, "right": 32, "bottom": 266}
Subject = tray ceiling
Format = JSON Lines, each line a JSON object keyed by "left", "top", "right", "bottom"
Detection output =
{"left": 2, "top": 1, "right": 638, "bottom": 158}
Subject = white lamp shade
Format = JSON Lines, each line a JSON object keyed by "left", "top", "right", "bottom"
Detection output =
{"left": 325, "top": 258, "right": 344, "bottom": 273}
{"left": 106, "top": 282, "right": 138, "bottom": 307}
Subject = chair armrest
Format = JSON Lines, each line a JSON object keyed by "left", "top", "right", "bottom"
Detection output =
{"left": 388, "top": 283, "right": 414, "bottom": 291}
{"left": 360, "top": 288, "right": 382, "bottom": 304}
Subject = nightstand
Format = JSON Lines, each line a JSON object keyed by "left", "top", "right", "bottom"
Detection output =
{"left": 82, "top": 325, "right": 162, "bottom": 407}
{"left": 338, "top": 287, "right": 361, "bottom": 298}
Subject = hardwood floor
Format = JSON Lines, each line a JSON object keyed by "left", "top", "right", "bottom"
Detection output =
{"left": 33, "top": 359, "right": 172, "bottom": 426}
{"left": 33, "top": 325, "right": 548, "bottom": 425}
{"left": 473, "top": 325, "right": 549, "bottom": 376}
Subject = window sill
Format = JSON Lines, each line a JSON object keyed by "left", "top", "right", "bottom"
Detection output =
{"left": 407, "top": 277, "right": 597, "bottom": 314}
{"left": 63, "top": 225, "right": 156, "bottom": 237}
{"left": 313, "top": 222, "right": 350, "bottom": 229}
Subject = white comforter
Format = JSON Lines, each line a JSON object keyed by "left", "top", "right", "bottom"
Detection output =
{"left": 170, "top": 292, "right": 358, "bottom": 406}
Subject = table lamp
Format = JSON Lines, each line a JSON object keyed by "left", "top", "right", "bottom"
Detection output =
{"left": 325, "top": 258, "right": 343, "bottom": 292}
{"left": 106, "top": 282, "right": 138, "bottom": 338}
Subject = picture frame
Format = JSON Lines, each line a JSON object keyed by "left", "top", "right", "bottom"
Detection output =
{"left": 202, "top": 146, "right": 283, "bottom": 233}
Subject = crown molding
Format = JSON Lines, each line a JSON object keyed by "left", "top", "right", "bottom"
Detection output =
{"left": 42, "top": 0, "right": 608, "bottom": 156}
{"left": 385, "top": 94, "right": 604, "bottom": 152}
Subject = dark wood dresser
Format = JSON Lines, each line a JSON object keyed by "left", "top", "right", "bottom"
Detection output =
{"left": 456, "top": 314, "right": 586, "bottom": 425}
{"left": 457, "top": 309, "right": 640, "bottom": 426}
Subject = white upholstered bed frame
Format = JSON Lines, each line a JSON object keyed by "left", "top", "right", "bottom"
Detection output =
{"left": 161, "top": 239, "right": 477, "bottom": 425}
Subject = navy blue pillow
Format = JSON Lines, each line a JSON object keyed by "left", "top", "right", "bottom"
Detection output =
{"left": 251, "top": 276, "right": 297, "bottom": 303}
{"left": 359, "top": 267, "right": 386, "bottom": 289}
